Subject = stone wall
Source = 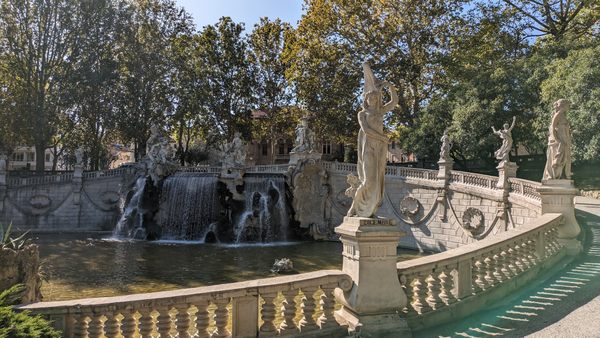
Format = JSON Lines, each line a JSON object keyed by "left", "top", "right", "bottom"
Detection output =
{"left": 326, "top": 170, "right": 541, "bottom": 252}
{"left": 0, "top": 174, "right": 135, "bottom": 232}
{"left": 0, "top": 245, "right": 42, "bottom": 303}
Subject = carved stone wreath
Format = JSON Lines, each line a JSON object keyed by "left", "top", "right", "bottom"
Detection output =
{"left": 399, "top": 196, "right": 420, "bottom": 216}
{"left": 462, "top": 207, "right": 485, "bottom": 232}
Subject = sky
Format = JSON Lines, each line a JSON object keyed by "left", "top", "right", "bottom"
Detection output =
{"left": 175, "top": 0, "right": 304, "bottom": 30}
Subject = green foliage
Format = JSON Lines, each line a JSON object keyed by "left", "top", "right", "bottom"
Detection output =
{"left": 0, "top": 223, "right": 29, "bottom": 250}
{"left": 0, "top": 285, "right": 61, "bottom": 338}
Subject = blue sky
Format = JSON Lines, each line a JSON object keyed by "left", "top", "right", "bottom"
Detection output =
{"left": 175, "top": 0, "right": 304, "bottom": 30}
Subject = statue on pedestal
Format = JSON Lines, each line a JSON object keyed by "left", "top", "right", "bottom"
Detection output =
{"left": 75, "top": 147, "right": 84, "bottom": 166}
{"left": 543, "top": 99, "right": 572, "bottom": 180}
{"left": 291, "top": 117, "right": 315, "bottom": 154}
{"left": 346, "top": 62, "right": 398, "bottom": 218}
{"left": 439, "top": 128, "right": 452, "bottom": 162}
{"left": 492, "top": 116, "right": 516, "bottom": 164}
{"left": 222, "top": 132, "right": 246, "bottom": 168}
{"left": 0, "top": 153, "right": 7, "bottom": 172}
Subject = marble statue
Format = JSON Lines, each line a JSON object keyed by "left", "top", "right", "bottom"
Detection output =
{"left": 222, "top": 132, "right": 246, "bottom": 168}
{"left": 543, "top": 99, "right": 572, "bottom": 180}
{"left": 145, "top": 123, "right": 177, "bottom": 184}
{"left": 346, "top": 62, "right": 398, "bottom": 218}
{"left": 491, "top": 116, "right": 516, "bottom": 163}
{"left": 439, "top": 129, "right": 452, "bottom": 162}
{"left": 291, "top": 117, "right": 315, "bottom": 153}
{"left": 75, "top": 147, "right": 84, "bottom": 166}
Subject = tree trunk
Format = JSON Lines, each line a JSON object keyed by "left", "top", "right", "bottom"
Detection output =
{"left": 35, "top": 143, "right": 46, "bottom": 173}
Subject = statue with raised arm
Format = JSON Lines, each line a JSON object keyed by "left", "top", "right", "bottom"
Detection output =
{"left": 75, "top": 147, "right": 84, "bottom": 166}
{"left": 439, "top": 128, "right": 452, "bottom": 162}
{"left": 291, "top": 117, "right": 315, "bottom": 153}
{"left": 543, "top": 99, "right": 572, "bottom": 180}
{"left": 491, "top": 116, "right": 516, "bottom": 164}
{"left": 222, "top": 132, "right": 246, "bottom": 168}
{"left": 346, "top": 62, "right": 398, "bottom": 218}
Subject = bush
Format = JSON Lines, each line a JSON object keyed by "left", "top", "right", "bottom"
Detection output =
{"left": 0, "top": 285, "right": 61, "bottom": 338}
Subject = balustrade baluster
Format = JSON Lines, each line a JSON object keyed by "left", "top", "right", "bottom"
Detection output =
{"left": 156, "top": 305, "right": 173, "bottom": 338}
{"left": 318, "top": 284, "right": 336, "bottom": 329}
{"left": 425, "top": 273, "right": 444, "bottom": 310}
{"left": 526, "top": 239, "right": 539, "bottom": 266}
{"left": 87, "top": 313, "right": 103, "bottom": 338}
{"left": 104, "top": 312, "right": 120, "bottom": 338}
{"left": 438, "top": 267, "right": 456, "bottom": 305}
{"left": 175, "top": 304, "right": 191, "bottom": 338}
{"left": 513, "top": 243, "right": 526, "bottom": 273}
{"left": 138, "top": 308, "right": 154, "bottom": 338}
{"left": 259, "top": 292, "right": 278, "bottom": 335}
{"left": 472, "top": 258, "right": 485, "bottom": 292}
{"left": 493, "top": 252, "right": 505, "bottom": 283}
{"left": 194, "top": 300, "right": 211, "bottom": 338}
{"left": 73, "top": 313, "right": 89, "bottom": 338}
{"left": 213, "top": 298, "right": 230, "bottom": 338}
{"left": 550, "top": 228, "right": 561, "bottom": 253}
{"left": 484, "top": 256, "right": 496, "bottom": 287}
{"left": 121, "top": 309, "right": 137, "bottom": 338}
{"left": 299, "top": 286, "right": 319, "bottom": 332}
{"left": 280, "top": 290, "right": 298, "bottom": 333}
{"left": 500, "top": 249, "right": 513, "bottom": 279}
{"left": 409, "top": 275, "right": 429, "bottom": 314}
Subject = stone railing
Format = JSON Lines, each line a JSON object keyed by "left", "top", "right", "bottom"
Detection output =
{"left": 177, "top": 166, "right": 222, "bottom": 174}
{"left": 396, "top": 213, "right": 564, "bottom": 328}
{"left": 19, "top": 270, "right": 352, "bottom": 338}
{"left": 245, "top": 164, "right": 290, "bottom": 173}
{"left": 449, "top": 171, "right": 500, "bottom": 191}
{"left": 509, "top": 177, "right": 542, "bottom": 202}
{"left": 6, "top": 172, "right": 74, "bottom": 187}
{"left": 81, "top": 167, "right": 136, "bottom": 180}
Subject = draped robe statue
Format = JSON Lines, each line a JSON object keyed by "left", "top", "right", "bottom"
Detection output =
{"left": 543, "top": 99, "right": 572, "bottom": 180}
{"left": 439, "top": 129, "right": 452, "bottom": 162}
{"left": 347, "top": 63, "right": 398, "bottom": 218}
{"left": 492, "top": 116, "right": 516, "bottom": 164}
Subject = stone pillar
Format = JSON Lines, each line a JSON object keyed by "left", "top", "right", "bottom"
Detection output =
{"left": 496, "top": 161, "right": 518, "bottom": 190}
{"left": 437, "top": 159, "right": 453, "bottom": 181}
{"left": 72, "top": 164, "right": 83, "bottom": 205}
{"left": 537, "top": 179, "right": 581, "bottom": 255}
{"left": 334, "top": 217, "right": 410, "bottom": 337}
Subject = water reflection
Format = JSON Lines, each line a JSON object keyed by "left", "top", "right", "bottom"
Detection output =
{"left": 36, "top": 233, "right": 423, "bottom": 301}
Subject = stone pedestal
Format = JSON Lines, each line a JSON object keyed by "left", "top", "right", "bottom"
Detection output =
{"left": 334, "top": 217, "right": 410, "bottom": 337}
{"left": 537, "top": 179, "right": 581, "bottom": 255}
{"left": 437, "top": 159, "right": 453, "bottom": 181}
{"left": 72, "top": 164, "right": 83, "bottom": 205}
{"left": 219, "top": 167, "right": 245, "bottom": 201}
{"left": 496, "top": 161, "right": 518, "bottom": 189}
{"left": 289, "top": 151, "right": 321, "bottom": 165}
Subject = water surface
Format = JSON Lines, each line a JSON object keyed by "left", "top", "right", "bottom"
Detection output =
{"left": 36, "top": 233, "right": 423, "bottom": 301}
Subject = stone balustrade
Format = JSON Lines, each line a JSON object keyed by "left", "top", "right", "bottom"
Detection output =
{"left": 18, "top": 270, "right": 353, "bottom": 338}
{"left": 396, "top": 213, "right": 564, "bottom": 329}
{"left": 6, "top": 167, "right": 137, "bottom": 188}
{"left": 449, "top": 171, "right": 500, "bottom": 191}
{"left": 244, "top": 164, "right": 290, "bottom": 173}
{"left": 509, "top": 177, "right": 542, "bottom": 202}
{"left": 178, "top": 166, "right": 222, "bottom": 174}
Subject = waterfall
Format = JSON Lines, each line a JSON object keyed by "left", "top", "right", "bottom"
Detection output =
{"left": 158, "top": 172, "right": 220, "bottom": 240}
{"left": 113, "top": 177, "right": 147, "bottom": 238}
{"left": 234, "top": 175, "right": 290, "bottom": 243}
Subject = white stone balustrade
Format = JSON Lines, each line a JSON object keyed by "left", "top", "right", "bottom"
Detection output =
{"left": 397, "top": 213, "right": 564, "bottom": 328}
{"left": 18, "top": 270, "right": 353, "bottom": 338}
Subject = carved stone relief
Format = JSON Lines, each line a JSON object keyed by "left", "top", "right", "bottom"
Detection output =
{"left": 462, "top": 207, "right": 485, "bottom": 234}
{"left": 399, "top": 196, "right": 421, "bottom": 216}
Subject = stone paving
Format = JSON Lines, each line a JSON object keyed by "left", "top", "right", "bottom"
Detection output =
{"left": 418, "top": 197, "right": 600, "bottom": 338}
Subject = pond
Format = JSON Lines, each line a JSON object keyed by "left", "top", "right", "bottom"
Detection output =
{"left": 36, "top": 233, "right": 424, "bottom": 301}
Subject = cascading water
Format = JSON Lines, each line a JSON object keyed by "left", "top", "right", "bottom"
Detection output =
{"left": 158, "top": 172, "right": 220, "bottom": 240}
{"left": 113, "top": 177, "right": 147, "bottom": 238}
{"left": 234, "top": 175, "right": 290, "bottom": 242}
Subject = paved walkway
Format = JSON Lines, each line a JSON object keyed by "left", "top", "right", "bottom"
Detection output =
{"left": 419, "top": 197, "right": 600, "bottom": 338}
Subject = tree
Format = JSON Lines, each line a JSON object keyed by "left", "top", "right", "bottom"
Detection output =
{"left": 115, "top": 0, "right": 193, "bottom": 161}
{"left": 0, "top": 0, "right": 80, "bottom": 172}
{"left": 196, "top": 17, "right": 254, "bottom": 142}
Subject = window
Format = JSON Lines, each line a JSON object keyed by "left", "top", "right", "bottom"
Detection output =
{"left": 391, "top": 141, "right": 396, "bottom": 149}
{"left": 12, "top": 152, "right": 24, "bottom": 162}
{"left": 278, "top": 140, "right": 285, "bottom": 155}
{"left": 261, "top": 143, "right": 268, "bottom": 156}
{"left": 27, "top": 152, "right": 35, "bottom": 162}
{"left": 45, "top": 153, "right": 51, "bottom": 162}
{"left": 322, "top": 141, "right": 332, "bottom": 154}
